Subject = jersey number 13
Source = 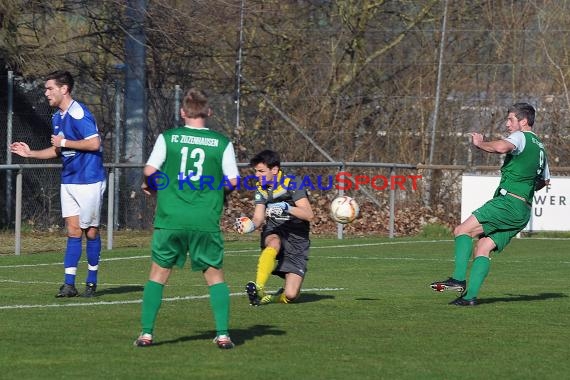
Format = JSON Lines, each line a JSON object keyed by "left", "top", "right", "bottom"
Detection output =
{"left": 180, "top": 147, "right": 205, "bottom": 180}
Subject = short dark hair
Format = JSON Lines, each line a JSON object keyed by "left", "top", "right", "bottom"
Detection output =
{"left": 182, "top": 88, "right": 210, "bottom": 118}
{"left": 45, "top": 70, "right": 74, "bottom": 93}
{"left": 250, "top": 149, "right": 280, "bottom": 169}
{"left": 508, "top": 102, "right": 535, "bottom": 126}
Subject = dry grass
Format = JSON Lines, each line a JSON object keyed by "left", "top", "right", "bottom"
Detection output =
{"left": 0, "top": 230, "right": 154, "bottom": 256}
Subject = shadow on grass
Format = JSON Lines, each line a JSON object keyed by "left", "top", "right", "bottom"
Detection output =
{"left": 354, "top": 297, "right": 381, "bottom": 301}
{"left": 479, "top": 292, "right": 568, "bottom": 304}
{"left": 295, "top": 292, "right": 335, "bottom": 303}
{"left": 153, "top": 324, "right": 285, "bottom": 347}
{"left": 96, "top": 285, "right": 144, "bottom": 296}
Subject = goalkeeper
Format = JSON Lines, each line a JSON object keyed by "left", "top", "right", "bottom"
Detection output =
{"left": 236, "top": 150, "right": 314, "bottom": 305}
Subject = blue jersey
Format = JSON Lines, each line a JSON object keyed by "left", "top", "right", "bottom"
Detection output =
{"left": 52, "top": 101, "right": 106, "bottom": 184}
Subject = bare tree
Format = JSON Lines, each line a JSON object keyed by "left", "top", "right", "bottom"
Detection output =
{"left": 2, "top": 0, "right": 569, "bottom": 231}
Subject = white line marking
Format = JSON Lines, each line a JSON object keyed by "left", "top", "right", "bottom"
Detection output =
{"left": 0, "top": 240, "right": 451, "bottom": 269}
{"left": 327, "top": 256, "right": 454, "bottom": 261}
{"left": 0, "top": 279, "right": 64, "bottom": 285}
{"left": 0, "top": 287, "right": 345, "bottom": 310}
{"left": 0, "top": 262, "right": 62, "bottom": 268}
{"left": 0, "top": 278, "right": 216, "bottom": 287}
{"left": 1, "top": 238, "right": 568, "bottom": 268}
{"left": 0, "top": 279, "right": 145, "bottom": 286}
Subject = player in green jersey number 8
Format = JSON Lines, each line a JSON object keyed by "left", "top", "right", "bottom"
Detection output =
{"left": 431, "top": 103, "right": 551, "bottom": 306}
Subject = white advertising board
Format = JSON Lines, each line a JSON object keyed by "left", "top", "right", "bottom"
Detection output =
{"left": 461, "top": 175, "right": 569, "bottom": 231}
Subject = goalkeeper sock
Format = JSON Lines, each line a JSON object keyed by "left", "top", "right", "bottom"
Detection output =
{"left": 276, "top": 293, "right": 292, "bottom": 304}
{"left": 209, "top": 282, "right": 231, "bottom": 336}
{"left": 463, "top": 256, "right": 490, "bottom": 300}
{"left": 256, "top": 247, "right": 278, "bottom": 289}
{"left": 451, "top": 234, "right": 473, "bottom": 281}
{"left": 63, "top": 237, "right": 82, "bottom": 285}
{"left": 85, "top": 235, "right": 101, "bottom": 284}
{"left": 141, "top": 280, "right": 164, "bottom": 335}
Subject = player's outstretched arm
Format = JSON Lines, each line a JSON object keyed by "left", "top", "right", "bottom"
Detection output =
{"left": 234, "top": 204, "right": 265, "bottom": 234}
{"left": 51, "top": 134, "right": 101, "bottom": 152}
{"left": 10, "top": 142, "right": 58, "bottom": 160}
{"left": 469, "top": 132, "right": 514, "bottom": 154}
{"left": 252, "top": 203, "right": 266, "bottom": 227}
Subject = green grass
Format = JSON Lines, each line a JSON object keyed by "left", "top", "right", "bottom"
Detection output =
{"left": 0, "top": 237, "right": 568, "bottom": 379}
{"left": 417, "top": 223, "right": 452, "bottom": 238}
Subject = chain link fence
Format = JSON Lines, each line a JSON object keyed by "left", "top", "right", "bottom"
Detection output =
{"left": 2, "top": 71, "right": 569, "bottom": 254}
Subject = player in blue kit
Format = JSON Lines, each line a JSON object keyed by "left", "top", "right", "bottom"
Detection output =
{"left": 11, "top": 70, "right": 106, "bottom": 298}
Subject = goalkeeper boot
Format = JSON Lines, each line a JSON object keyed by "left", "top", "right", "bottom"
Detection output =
{"left": 260, "top": 287, "right": 284, "bottom": 305}
{"left": 245, "top": 281, "right": 265, "bottom": 306}
{"left": 133, "top": 333, "right": 153, "bottom": 347}
{"left": 430, "top": 277, "right": 466, "bottom": 293}
{"left": 81, "top": 282, "right": 97, "bottom": 298}
{"left": 55, "top": 283, "right": 78, "bottom": 298}
{"left": 213, "top": 334, "right": 235, "bottom": 349}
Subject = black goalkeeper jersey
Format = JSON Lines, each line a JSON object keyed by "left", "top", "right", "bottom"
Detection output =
{"left": 254, "top": 170, "right": 310, "bottom": 235}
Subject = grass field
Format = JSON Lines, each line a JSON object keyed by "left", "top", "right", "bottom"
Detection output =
{"left": 0, "top": 236, "right": 568, "bottom": 379}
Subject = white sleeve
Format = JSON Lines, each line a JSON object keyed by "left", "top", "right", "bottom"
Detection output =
{"left": 222, "top": 142, "right": 239, "bottom": 180}
{"left": 503, "top": 131, "right": 525, "bottom": 155}
{"left": 146, "top": 134, "right": 167, "bottom": 169}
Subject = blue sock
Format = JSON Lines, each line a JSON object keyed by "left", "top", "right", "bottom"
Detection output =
{"left": 64, "top": 237, "right": 82, "bottom": 285}
{"left": 86, "top": 235, "right": 101, "bottom": 285}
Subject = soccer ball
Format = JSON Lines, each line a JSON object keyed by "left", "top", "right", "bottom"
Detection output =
{"left": 330, "top": 196, "right": 359, "bottom": 224}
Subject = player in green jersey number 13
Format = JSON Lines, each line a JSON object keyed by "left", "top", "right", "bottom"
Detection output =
{"left": 134, "top": 88, "right": 239, "bottom": 349}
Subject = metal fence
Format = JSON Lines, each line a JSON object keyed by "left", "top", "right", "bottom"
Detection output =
{"left": 1, "top": 71, "right": 447, "bottom": 247}
{"left": 3, "top": 70, "right": 569, "bottom": 255}
{"left": 1, "top": 161, "right": 446, "bottom": 255}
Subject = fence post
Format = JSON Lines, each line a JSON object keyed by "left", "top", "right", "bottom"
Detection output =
{"left": 174, "top": 85, "right": 181, "bottom": 124}
{"left": 6, "top": 71, "right": 14, "bottom": 225}
{"left": 388, "top": 166, "right": 396, "bottom": 238}
{"left": 15, "top": 169, "right": 22, "bottom": 256}
{"left": 107, "top": 168, "right": 115, "bottom": 250}
{"left": 336, "top": 163, "right": 345, "bottom": 240}
{"left": 113, "top": 80, "right": 122, "bottom": 231}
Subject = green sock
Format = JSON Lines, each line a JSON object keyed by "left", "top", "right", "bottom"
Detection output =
{"left": 464, "top": 256, "right": 490, "bottom": 300}
{"left": 452, "top": 234, "right": 473, "bottom": 281}
{"left": 209, "top": 282, "right": 230, "bottom": 336}
{"left": 141, "top": 280, "right": 164, "bottom": 335}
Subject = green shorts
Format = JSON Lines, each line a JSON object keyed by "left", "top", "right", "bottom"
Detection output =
{"left": 151, "top": 228, "right": 225, "bottom": 271}
{"left": 472, "top": 194, "right": 531, "bottom": 252}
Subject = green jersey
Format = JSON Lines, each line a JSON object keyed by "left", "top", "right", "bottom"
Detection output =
{"left": 496, "top": 131, "right": 549, "bottom": 204}
{"left": 151, "top": 126, "right": 236, "bottom": 231}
